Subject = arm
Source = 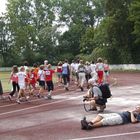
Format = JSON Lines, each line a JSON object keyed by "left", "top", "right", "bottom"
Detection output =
{"left": 130, "top": 111, "right": 138, "bottom": 123}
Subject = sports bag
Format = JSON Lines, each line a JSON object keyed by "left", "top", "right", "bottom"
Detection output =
{"left": 98, "top": 83, "right": 112, "bottom": 98}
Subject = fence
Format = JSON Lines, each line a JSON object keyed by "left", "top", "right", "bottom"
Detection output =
{"left": 1, "top": 64, "right": 140, "bottom": 72}
{"left": 110, "top": 64, "right": 140, "bottom": 70}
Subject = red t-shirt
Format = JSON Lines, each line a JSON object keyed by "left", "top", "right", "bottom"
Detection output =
{"left": 57, "top": 65, "right": 62, "bottom": 73}
{"left": 45, "top": 69, "right": 55, "bottom": 81}
{"left": 30, "top": 72, "right": 36, "bottom": 84}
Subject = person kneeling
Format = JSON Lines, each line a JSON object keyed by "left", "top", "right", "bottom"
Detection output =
{"left": 83, "top": 78, "right": 107, "bottom": 112}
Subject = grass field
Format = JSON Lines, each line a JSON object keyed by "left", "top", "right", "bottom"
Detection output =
{"left": 0, "top": 71, "right": 58, "bottom": 93}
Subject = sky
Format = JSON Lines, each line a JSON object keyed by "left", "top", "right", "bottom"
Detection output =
{"left": 0, "top": 0, "right": 7, "bottom": 15}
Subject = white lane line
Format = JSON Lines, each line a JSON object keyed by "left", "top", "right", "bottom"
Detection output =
{"left": 0, "top": 98, "right": 42, "bottom": 108}
{"left": 0, "top": 85, "right": 77, "bottom": 108}
{"left": 0, "top": 95, "right": 82, "bottom": 116}
{"left": 70, "top": 131, "right": 140, "bottom": 140}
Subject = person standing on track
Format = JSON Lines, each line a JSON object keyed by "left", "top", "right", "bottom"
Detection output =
{"left": 81, "top": 105, "right": 140, "bottom": 130}
{"left": 56, "top": 61, "right": 63, "bottom": 86}
{"left": 78, "top": 60, "right": 86, "bottom": 91}
{"left": 95, "top": 57, "right": 104, "bottom": 84}
{"left": 37, "top": 65, "right": 46, "bottom": 98}
{"left": 62, "top": 59, "right": 70, "bottom": 91}
{"left": 104, "top": 59, "right": 110, "bottom": 84}
{"left": 44, "top": 64, "right": 55, "bottom": 99}
{"left": 16, "top": 66, "right": 29, "bottom": 104}
{"left": 8, "top": 65, "right": 20, "bottom": 101}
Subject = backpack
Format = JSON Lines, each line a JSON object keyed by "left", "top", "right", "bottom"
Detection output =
{"left": 98, "top": 83, "right": 112, "bottom": 99}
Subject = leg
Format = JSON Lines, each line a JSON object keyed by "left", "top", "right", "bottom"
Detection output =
{"left": 91, "top": 114, "right": 103, "bottom": 124}
{"left": 81, "top": 115, "right": 103, "bottom": 130}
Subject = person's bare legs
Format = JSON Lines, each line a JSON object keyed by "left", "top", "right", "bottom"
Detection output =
{"left": 91, "top": 114, "right": 103, "bottom": 124}
{"left": 89, "top": 115, "right": 103, "bottom": 128}
{"left": 90, "top": 100, "right": 97, "bottom": 109}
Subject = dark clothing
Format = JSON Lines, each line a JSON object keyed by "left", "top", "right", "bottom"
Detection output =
{"left": 95, "top": 98, "right": 107, "bottom": 105}
{"left": 62, "top": 74, "right": 70, "bottom": 85}
{"left": 0, "top": 80, "right": 3, "bottom": 95}
{"left": 119, "top": 111, "right": 140, "bottom": 124}
{"left": 9, "top": 81, "right": 20, "bottom": 96}
{"left": 46, "top": 81, "right": 54, "bottom": 91}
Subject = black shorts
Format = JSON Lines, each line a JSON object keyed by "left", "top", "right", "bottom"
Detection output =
{"left": 39, "top": 80, "right": 45, "bottom": 88}
{"left": 95, "top": 98, "right": 107, "bottom": 105}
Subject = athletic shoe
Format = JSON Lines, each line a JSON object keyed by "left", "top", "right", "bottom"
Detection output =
{"left": 37, "top": 94, "right": 41, "bottom": 98}
{"left": 16, "top": 99, "right": 21, "bottom": 104}
{"left": 44, "top": 96, "right": 48, "bottom": 100}
{"left": 65, "top": 87, "right": 69, "bottom": 91}
{"left": 25, "top": 96, "right": 30, "bottom": 101}
{"left": 80, "top": 87, "right": 84, "bottom": 91}
{"left": 8, "top": 95, "right": 12, "bottom": 101}
{"left": 81, "top": 117, "right": 93, "bottom": 130}
{"left": 47, "top": 95, "right": 52, "bottom": 99}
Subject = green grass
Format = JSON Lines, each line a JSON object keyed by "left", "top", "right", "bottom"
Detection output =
{"left": 0, "top": 71, "right": 58, "bottom": 93}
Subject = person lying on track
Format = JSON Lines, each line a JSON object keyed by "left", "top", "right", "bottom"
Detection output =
{"left": 81, "top": 105, "right": 140, "bottom": 130}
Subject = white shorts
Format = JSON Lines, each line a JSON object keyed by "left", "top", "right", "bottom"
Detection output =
{"left": 19, "top": 84, "right": 25, "bottom": 89}
{"left": 99, "top": 113, "right": 123, "bottom": 126}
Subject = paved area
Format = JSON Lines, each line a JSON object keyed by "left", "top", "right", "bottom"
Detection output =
{"left": 0, "top": 72, "right": 140, "bottom": 140}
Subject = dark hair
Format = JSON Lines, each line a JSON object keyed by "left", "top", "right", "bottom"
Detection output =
{"left": 12, "top": 65, "right": 18, "bottom": 73}
{"left": 24, "top": 61, "right": 29, "bottom": 66}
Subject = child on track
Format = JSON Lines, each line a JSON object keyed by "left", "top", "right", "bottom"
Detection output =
{"left": 45, "top": 64, "right": 55, "bottom": 99}
{"left": 16, "top": 66, "right": 29, "bottom": 104}
{"left": 8, "top": 65, "right": 19, "bottom": 101}
{"left": 37, "top": 65, "right": 46, "bottom": 98}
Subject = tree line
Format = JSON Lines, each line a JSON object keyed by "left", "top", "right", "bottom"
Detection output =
{"left": 0, "top": 0, "right": 140, "bottom": 66}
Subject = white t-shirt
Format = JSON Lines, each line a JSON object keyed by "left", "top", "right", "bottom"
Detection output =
{"left": 74, "top": 63, "right": 80, "bottom": 72}
{"left": 38, "top": 70, "right": 45, "bottom": 81}
{"left": 96, "top": 63, "right": 104, "bottom": 71}
{"left": 17, "top": 71, "right": 26, "bottom": 88}
{"left": 90, "top": 64, "right": 96, "bottom": 73}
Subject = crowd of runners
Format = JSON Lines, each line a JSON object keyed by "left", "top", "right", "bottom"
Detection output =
{"left": 0, "top": 57, "right": 110, "bottom": 105}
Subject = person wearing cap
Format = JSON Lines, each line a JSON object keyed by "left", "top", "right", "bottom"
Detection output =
{"left": 83, "top": 78, "right": 107, "bottom": 112}
{"left": 81, "top": 105, "right": 140, "bottom": 130}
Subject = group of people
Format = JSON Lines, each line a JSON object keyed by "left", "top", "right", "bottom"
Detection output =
{"left": 5, "top": 57, "right": 109, "bottom": 104}
{"left": 1, "top": 58, "right": 139, "bottom": 131}
{"left": 7, "top": 60, "right": 56, "bottom": 103}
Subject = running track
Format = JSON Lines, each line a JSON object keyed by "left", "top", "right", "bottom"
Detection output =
{"left": 0, "top": 72, "right": 140, "bottom": 140}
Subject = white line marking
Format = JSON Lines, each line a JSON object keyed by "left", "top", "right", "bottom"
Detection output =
{"left": 0, "top": 85, "right": 76, "bottom": 108}
{"left": 0, "top": 95, "right": 82, "bottom": 116}
{"left": 70, "top": 131, "right": 140, "bottom": 140}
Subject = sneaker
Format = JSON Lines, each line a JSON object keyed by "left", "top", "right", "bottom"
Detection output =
{"left": 8, "top": 95, "right": 12, "bottom": 101}
{"left": 44, "top": 96, "right": 48, "bottom": 100}
{"left": 47, "top": 95, "right": 52, "bottom": 99}
{"left": 16, "top": 99, "right": 21, "bottom": 104}
{"left": 25, "top": 96, "right": 30, "bottom": 101}
{"left": 37, "top": 94, "right": 41, "bottom": 98}
{"left": 80, "top": 87, "right": 84, "bottom": 91}
{"left": 65, "top": 87, "right": 69, "bottom": 91}
{"left": 81, "top": 117, "right": 93, "bottom": 130}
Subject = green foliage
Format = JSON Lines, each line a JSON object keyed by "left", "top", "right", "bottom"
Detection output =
{"left": 0, "top": 0, "right": 140, "bottom": 66}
